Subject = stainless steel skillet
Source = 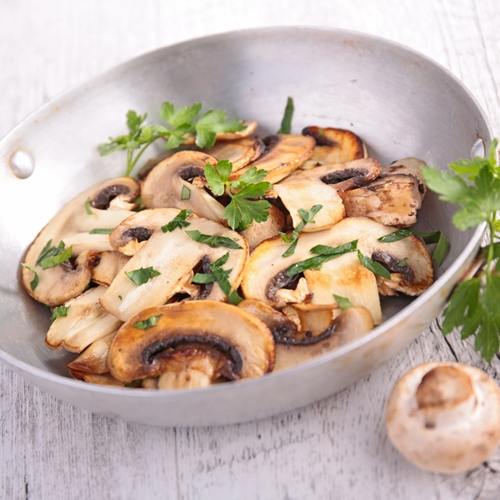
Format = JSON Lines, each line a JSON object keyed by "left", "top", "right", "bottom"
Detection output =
{"left": 0, "top": 26, "right": 491, "bottom": 426}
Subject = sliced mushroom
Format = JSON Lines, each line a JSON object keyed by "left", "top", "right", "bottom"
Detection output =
{"left": 238, "top": 299, "right": 373, "bottom": 371}
{"left": 141, "top": 151, "right": 225, "bottom": 222}
{"left": 241, "top": 217, "right": 434, "bottom": 312}
{"left": 229, "top": 134, "right": 316, "bottom": 184}
{"left": 386, "top": 362, "right": 500, "bottom": 473}
{"left": 301, "top": 126, "right": 367, "bottom": 169}
{"left": 100, "top": 209, "right": 248, "bottom": 321}
{"left": 46, "top": 286, "right": 123, "bottom": 352}
{"left": 343, "top": 158, "right": 427, "bottom": 228}
{"left": 240, "top": 205, "right": 286, "bottom": 251}
{"left": 22, "top": 177, "right": 140, "bottom": 305}
{"left": 201, "top": 137, "right": 265, "bottom": 172}
{"left": 67, "top": 331, "right": 116, "bottom": 374}
{"left": 107, "top": 301, "right": 275, "bottom": 387}
{"left": 91, "top": 251, "right": 130, "bottom": 286}
{"left": 273, "top": 158, "right": 381, "bottom": 232}
{"left": 69, "top": 371, "right": 126, "bottom": 386}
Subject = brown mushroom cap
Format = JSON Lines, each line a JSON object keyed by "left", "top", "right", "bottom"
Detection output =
{"left": 107, "top": 301, "right": 275, "bottom": 385}
{"left": 386, "top": 362, "right": 500, "bottom": 473}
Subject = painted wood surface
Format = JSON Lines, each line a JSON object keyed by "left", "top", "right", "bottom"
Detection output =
{"left": 1, "top": 0, "right": 500, "bottom": 498}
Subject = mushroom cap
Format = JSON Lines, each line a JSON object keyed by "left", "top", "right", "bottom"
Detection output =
{"left": 141, "top": 150, "right": 225, "bottom": 222}
{"left": 100, "top": 209, "right": 248, "bottom": 321}
{"left": 386, "top": 362, "right": 500, "bottom": 473}
{"left": 107, "top": 301, "right": 275, "bottom": 384}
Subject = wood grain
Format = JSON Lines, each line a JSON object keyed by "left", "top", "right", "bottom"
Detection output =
{"left": 2, "top": 0, "right": 500, "bottom": 498}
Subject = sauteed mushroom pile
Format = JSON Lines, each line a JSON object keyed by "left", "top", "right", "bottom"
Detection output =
{"left": 21, "top": 121, "right": 436, "bottom": 390}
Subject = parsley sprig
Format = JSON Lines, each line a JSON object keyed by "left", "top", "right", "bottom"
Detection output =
{"left": 422, "top": 138, "right": 500, "bottom": 361}
{"left": 280, "top": 204, "right": 323, "bottom": 257}
{"left": 204, "top": 160, "right": 273, "bottom": 230}
{"left": 191, "top": 253, "right": 242, "bottom": 305}
{"left": 100, "top": 103, "right": 245, "bottom": 177}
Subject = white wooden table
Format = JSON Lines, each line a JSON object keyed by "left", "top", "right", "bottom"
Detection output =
{"left": 2, "top": 1, "right": 500, "bottom": 498}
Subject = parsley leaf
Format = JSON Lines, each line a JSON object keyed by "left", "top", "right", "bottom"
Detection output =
{"left": 36, "top": 240, "right": 72, "bottom": 270}
{"left": 423, "top": 138, "right": 500, "bottom": 361}
{"left": 333, "top": 294, "right": 354, "bottom": 310}
{"left": 286, "top": 240, "right": 358, "bottom": 277}
{"left": 22, "top": 264, "right": 39, "bottom": 291}
{"left": 280, "top": 204, "right": 323, "bottom": 257}
{"left": 100, "top": 103, "right": 244, "bottom": 176}
{"left": 50, "top": 305, "right": 70, "bottom": 322}
{"left": 161, "top": 209, "right": 192, "bottom": 233}
{"left": 205, "top": 161, "right": 273, "bottom": 230}
{"left": 125, "top": 267, "right": 161, "bottom": 286}
{"left": 133, "top": 314, "right": 163, "bottom": 330}
{"left": 185, "top": 230, "right": 243, "bottom": 249}
{"left": 277, "top": 97, "right": 294, "bottom": 134}
{"left": 357, "top": 251, "right": 391, "bottom": 279}
{"left": 181, "top": 185, "right": 191, "bottom": 200}
{"left": 84, "top": 197, "right": 95, "bottom": 215}
{"left": 191, "top": 253, "right": 242, "bottom": 305}
{"left": 89, "top": 228, "right": 114, "bottom": 235}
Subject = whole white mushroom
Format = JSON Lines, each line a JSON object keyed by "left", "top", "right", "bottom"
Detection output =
{"left": 385, "top": 361, "right": 500, "bottom": 473}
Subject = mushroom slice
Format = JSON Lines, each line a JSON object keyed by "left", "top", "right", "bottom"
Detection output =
{"left": 381, "top": 157, "right": 427, "bottom": 198}
{"left": 304, "top": 252, "right": 382, "bottom": 324}
{"left": 301, "top": 126, "right": 367, "bottom": 169}
{"left": 23, "top": 250, "right": 99, "bottom": 307}
{"left": 107, "top": 301, "right": 275, "bottom": 386}
{"left": 274, "top": 306, "right": 374, "bottom": 371}
{"left": 91, "top": 251, "right": 130, "bottom": 286}
{"left": 229, "top": 134, "right": 316, "bottom": 184}
{"left": 240, "top": 205, "right": 286, "bottom": 251}
{"left": 100, "top": 209, "right": 248, "bottom": 322}
{"left": 46, "top": 286, "right": 123, "bottom": 352}
{"left": 241, "top": 217, "right": 433, "bottom": 306}
{"left": 141, "top": 151, "right": 225, "bottom": 223}
{"left": 21, "top": 177, "right": 140, "bottom": 305}
{"left": 180, "top": 120, "right": 258, "bottom": 145}
{"left": 273, "top": 158, "right": 381, "bottom": 232}
{"left": 201, "top": 137, "right": 265, "bottom": 172}
{"left": 67, "top": 331, "right": 116, "bottom": 375}
{"left": 386, "top": 362, "right": 500, "bottom": 473}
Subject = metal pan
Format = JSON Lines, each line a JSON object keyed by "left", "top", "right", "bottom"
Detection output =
{"left": 0, "top": 27, "right": 491, "bottom": 426}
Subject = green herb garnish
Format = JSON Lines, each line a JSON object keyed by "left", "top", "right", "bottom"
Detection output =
{"left": 280, "top": 204, "right": 323, "bottom": 257}
{"left": 277, "top": 97, "right": 294, "bottom": 134}
{"left": 133, "top": 314, "right": 163, "bottom": 330}
{"left": 422, "top": 138, "right": 500, "bottom": 361}
{"left": 22, "top": 264, "right": 39, "bottom": 291}
{"left": 89, "top": 228, "right": 114, "bottom": 235}
{"left": 125, "top": 266, "right": 161, "bottom": 286}
{"left": 286, "top": 240, "right": 358, "bottom": 277}
{"left": 377, "top": 228, "right": 450, "bottom": 266}
{"left": 191, "top": 252, "right": 242, "bottom": 305}
{"left": 99, "top": 103, "right": 245, "bottom": 177}
{"left": 35, "top": 240, "right": 72, "bottom": 270}
{"left": 185, "top": 230, "right": 243, "bottom": 249}
{"left": 84, "top": 197, "right": 94, "bottom": 215}
{"left": 333, "top": 294, "right": 354, "bottom": 310}
{"left": 204, "top": 160, "right": 272, "bottom": 230}
{"left": 50, "top": 305, "right": 70, "bottom": 322}
{"left": 161, "top": 209, "right": 192, "bottom": 233}
{"left": 397, "top": 258, "right": 408, "bottom": 268}
{"left": 357, "top": 251, "right": 391, "bottom": 279}
{"left": 181, "top": 185, "right": 191, "bottom": 200}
